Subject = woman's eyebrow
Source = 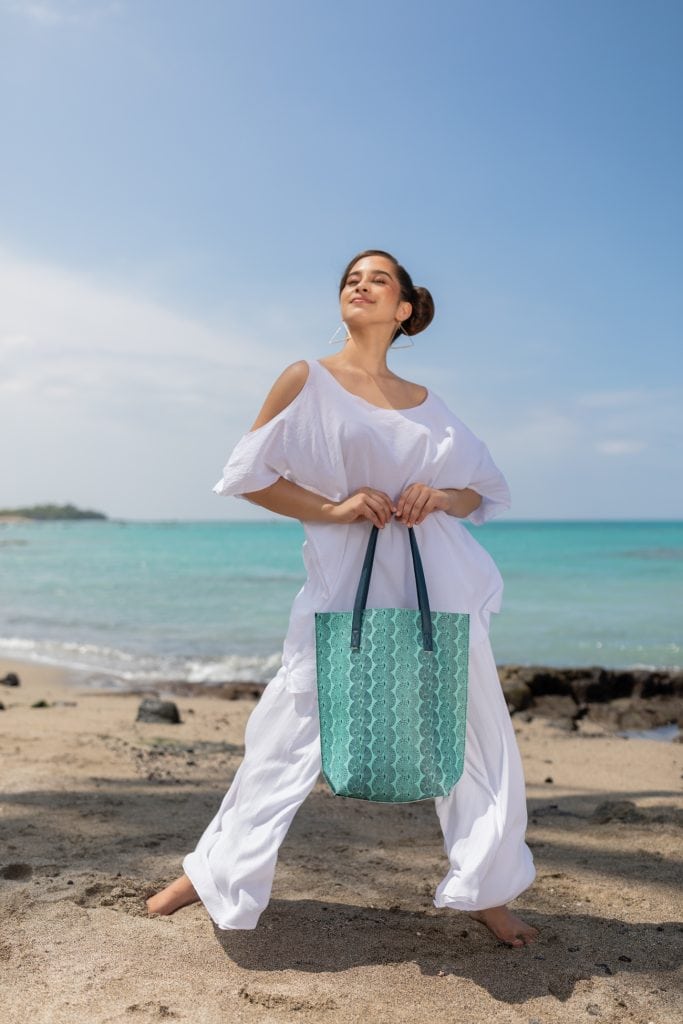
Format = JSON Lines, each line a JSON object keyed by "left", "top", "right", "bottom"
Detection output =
{"left": 347, "top": 269, "right": 393, "bottom": 279}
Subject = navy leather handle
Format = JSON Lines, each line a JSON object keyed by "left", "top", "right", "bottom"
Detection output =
{"left": 350, "top": 524, "right": 433, "bottom": 652}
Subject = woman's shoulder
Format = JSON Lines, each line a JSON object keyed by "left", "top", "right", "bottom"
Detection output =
{"left": 248, "top": 360, "right": 311, "bottom": 432}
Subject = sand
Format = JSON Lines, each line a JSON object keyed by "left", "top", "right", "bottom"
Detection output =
{"left": 1, "top": 657, "right": 681, "bottom": 1024}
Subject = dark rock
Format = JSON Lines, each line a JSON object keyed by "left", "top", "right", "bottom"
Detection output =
{"left": 591, "top": 800, "right": 644, "bottom": 824}
{"left": 502, "top": 680, "right": 532, "bottom": 712}
{"left": 31, "top": 699, "right": 50, "bottom": 708}
{"left": 1, "top": 862, "right": 33, "bottom": 880}
{"left": 590, "top": 697, "right": 682, "bottom": 733}
{"left": 497, "top": 663, "right": 683, "bottom": 735}
{"left": 135, "top": 699, "right": 181, "bottom": 724}
{"left": 0, "top": 701, "right": 4, "bottom": 710}
{"left": 530, "top": 694, "right": 577, "bottom": 721}
{"left": 0, "top": 672, "right": 20, "bottom": 687}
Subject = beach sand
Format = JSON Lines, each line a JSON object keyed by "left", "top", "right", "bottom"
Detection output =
{"left": 1, "top": 657, "right": 681, "bottom": 1024}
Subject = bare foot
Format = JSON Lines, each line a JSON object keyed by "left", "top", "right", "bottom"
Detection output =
{"left": 146, "top": 874, "right": 200, "bottom": 916}
{"left": 468, "top": 905, "right": 539, "bottom": 948}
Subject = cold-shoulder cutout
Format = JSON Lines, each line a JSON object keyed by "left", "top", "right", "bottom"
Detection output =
{"left": 249, "top": 360, "right": 311, "bottom": 432}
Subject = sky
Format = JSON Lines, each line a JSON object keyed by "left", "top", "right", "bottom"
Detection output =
{"left": 1, "top": 0, "right": 681, "bottom": 521}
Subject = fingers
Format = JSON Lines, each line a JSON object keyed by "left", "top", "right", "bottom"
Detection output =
{"left": 396, "top": 485, "right": 434, "bottom": 527}
{"left": 358, "top": 488, "right": 396, "bottom": 528}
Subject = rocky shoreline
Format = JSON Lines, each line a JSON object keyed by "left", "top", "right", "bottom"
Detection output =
{"left": 60, "top": 663, "right": 682, "bottom": 739}
{"left": 498, "top": 663, "right": 683, "bottom": 735}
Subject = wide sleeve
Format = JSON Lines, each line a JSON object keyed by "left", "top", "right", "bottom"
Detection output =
{"left": 464, "top": 439, "right": 512, "bottom": 525}
{"left": 212, "top": 368, "right": 344, "bottom": 505}
{"left": 213, "top": 416, "right": 289, "bottom": 502}
{"left": 428, "top": 394, "right": 512, "bottom": 526}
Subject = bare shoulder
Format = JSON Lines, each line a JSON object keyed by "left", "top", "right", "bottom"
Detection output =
{"left": 248, "top": 360, "right": 310, "bottom": 431}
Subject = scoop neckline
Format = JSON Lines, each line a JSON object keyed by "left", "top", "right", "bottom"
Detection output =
{"left": 314, "top": 359, "right": 431, "bottom": 413}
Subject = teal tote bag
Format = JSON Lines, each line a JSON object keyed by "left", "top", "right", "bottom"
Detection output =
{"left": 315, "top": 524, "right": 469, "bottom": 803}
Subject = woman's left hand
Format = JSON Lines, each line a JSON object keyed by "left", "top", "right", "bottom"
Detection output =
{"left": 394, "top": 484, "right": 449, "bottom": 527}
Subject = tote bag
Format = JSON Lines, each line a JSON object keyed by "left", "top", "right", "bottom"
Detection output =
{"left": 315, "top": 524, "right": 469, "bottom": 803}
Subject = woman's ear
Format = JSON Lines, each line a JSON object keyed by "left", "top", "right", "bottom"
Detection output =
{"left": 397, "top": 300, "right": 412, "bottom": 324}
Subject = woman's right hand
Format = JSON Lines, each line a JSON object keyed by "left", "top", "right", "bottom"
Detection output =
{"left": 328, "top": 488, "right": 397, "bottom": 528}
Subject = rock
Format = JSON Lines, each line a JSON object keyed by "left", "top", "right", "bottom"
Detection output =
{"left": 1, "top": 862, "right": 33, "bottom": 880}
{"left": 591, "top": 800, "right": 644, "bottom": 824}
{"left": 31, "top": 699, "right": 50, "bottom": 708}
{"left": 496, "top": 664, "right": 683, "bottom": 735}
{"left": 502, "top": 680, "right": 532, "bottom": 712}
{"left": 0, "top": 701, "right": 4, "bottom": 711}
{"left": 135, "top": 699, "right": 181, "bottom": 724}
{"left": 1, "top": 672, "right": 20, "bottom": 687}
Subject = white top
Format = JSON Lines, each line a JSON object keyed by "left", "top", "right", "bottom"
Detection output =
{"left": 213, "top": 358, "right": 512, "bottom": 693}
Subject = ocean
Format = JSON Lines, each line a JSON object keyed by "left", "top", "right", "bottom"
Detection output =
{"left": 0, "top": 519, "right": 680, "bottom": 688}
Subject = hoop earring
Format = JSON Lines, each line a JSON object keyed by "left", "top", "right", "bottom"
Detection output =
{"left": 327, "top": 322, "right": 350, "bottom": 346}
{"left": 390, "top": 322, "right": 414, "bottom": 350}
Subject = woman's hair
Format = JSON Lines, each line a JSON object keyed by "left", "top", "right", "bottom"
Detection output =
{"left": 338, "top": 249, "right": 435, "bottom": 342}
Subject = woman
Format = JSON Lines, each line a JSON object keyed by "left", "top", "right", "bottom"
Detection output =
{"left": 147, "top": 249, "right": 538, "bottom": 947}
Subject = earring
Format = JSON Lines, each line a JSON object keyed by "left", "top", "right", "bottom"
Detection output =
{"left": 327, "top": 322, "right": 350, "bottom": 346}
{"left": 390, "top": 322, "right": 414, "bottom": 350}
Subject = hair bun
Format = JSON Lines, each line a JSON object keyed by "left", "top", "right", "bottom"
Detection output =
{"left": 403, "top": 285, "right": 435, "bottom": 336}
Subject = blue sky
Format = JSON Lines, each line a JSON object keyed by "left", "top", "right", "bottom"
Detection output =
{"left": 1, "top": 0, "right": 681, "bottom": 520}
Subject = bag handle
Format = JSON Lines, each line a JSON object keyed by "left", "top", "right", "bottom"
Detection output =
{"left": 350, "top": 524, "right": 433, "bottom": 653}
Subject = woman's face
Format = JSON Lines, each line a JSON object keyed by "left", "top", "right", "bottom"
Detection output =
{"left": 339, "top": 255, "right": 411, "bottom": 336}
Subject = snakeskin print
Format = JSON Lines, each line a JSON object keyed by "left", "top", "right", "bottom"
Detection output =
{"left": 315, "top": 609, "right": 469, "bottom": 802}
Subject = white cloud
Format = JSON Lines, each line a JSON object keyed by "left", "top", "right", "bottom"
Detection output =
{"left": 0, "top": 249, "right": 294, "bottom": 518}
{"left": 595, "top": 439, "right": 647, "bottom": 456}
{"left": 0, "top": 249, "right": 278, "bottom": 418}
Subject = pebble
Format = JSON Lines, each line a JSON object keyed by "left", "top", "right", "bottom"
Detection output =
{"left": 135, "top": 698, "right": 181, "bottom": 724}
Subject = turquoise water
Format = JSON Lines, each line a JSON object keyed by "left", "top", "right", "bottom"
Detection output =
{"left": 0, "top": 519, "right": 680, "bottom": 687}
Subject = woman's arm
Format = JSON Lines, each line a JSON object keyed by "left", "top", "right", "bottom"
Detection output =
{"left": 439, "top": 487, "right": 483, "bottom": 519}
{"left": 242, "top": 477, "right": 338, "bottom": 523}
{"left": 244, "top": 479, "right": 396, "bottom": 528}
{"left": 245, "top": 480, "right": 480, "bottom": 526}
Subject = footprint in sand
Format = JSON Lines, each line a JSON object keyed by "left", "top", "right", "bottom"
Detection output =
{"left": 238, "top": 986, "right": 337, "bottom": 1012}
{"left": 125, "top": 1002, "right": 179, "bottom": 1018}
{"left": 73, "top": 878, "right": 156, "bottom": 917}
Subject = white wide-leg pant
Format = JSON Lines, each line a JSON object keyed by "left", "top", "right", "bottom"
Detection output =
{"left": 182, "top": 636, "right": 536, "bottom": 930}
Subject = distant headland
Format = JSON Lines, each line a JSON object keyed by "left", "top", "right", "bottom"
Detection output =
{"left": 0, "top": 503, "right": 108, "bottom": 522}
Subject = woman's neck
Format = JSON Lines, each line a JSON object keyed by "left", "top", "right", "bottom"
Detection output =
{"left": 333, "top": 331, "right": 395, "bottom": 377}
